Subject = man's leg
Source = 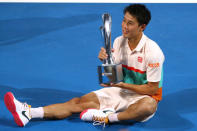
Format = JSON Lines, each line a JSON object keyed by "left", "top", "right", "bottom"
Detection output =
{"left": 80, "top": 96, "right": 157, "bottom": 124}
{"left": 117, "top": 97, "right": 157, "bottom": 122}
{"left": 4, "top": 92, "right": 100, "bottom": 127}
{"left": 40, "top": 92, "right": 100, "bottom": 119}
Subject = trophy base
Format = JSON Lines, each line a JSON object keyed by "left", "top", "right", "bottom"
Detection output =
{"left": 98, "top": 64, "right": 123, "bottom": 84}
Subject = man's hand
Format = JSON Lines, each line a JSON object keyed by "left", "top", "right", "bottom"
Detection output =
{"left": 98, "top": 47, "right": 114, "bottom": 61}
{"left": 100, "top": 82, "right": 124, "bottom": 87}
{"left": 101, "top": 82, "right": 159, "bottom": 96}
{"left": 98, "top": 47, "right": 108, "bottom": 61}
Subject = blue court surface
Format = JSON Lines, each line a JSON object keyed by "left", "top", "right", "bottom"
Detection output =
{"left": 0, "top": 3, "right": 197, "bottom": 131}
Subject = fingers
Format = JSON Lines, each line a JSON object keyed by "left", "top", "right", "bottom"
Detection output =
{"left": 100, "top": 83, "right": 111, "bottom": 87}
{"left": 100, "top": 83, "right": 106, "bottom": 87}
{"left": 100, "top": 82, "right": 123, "bottom": 87}
{"left": 98, "top": 47, "right": 115, "bottom": 61}
{"left": 101, "top": 47, "right": 106, "bottom": 52}
{"left": 98, "top": 47, "right": 108, "bottom": 60}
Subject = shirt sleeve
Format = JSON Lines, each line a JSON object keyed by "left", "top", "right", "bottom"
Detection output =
{"left": 112, "top": 37, "right": 121, "bottom": 64}
{"left": 146, "top": 51, "right": 165, "bottom": 82}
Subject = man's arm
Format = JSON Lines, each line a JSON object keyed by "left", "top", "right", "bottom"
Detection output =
{"left": 101, "top": 82, "right": 159, "bottom": 96}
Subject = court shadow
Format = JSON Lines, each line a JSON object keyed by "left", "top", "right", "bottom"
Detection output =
{"left": 0, "top": 85, "right": 196, "bottom": 130}
{"left": 0, "top": 14, "right": 99, "bottom": 46}
{"left": 0, "top": 85, "right": 84, "bottom": 107}
{"left": 0, "top": 117, "right": 16, "bottom": 127}
{"left": 132, "top": 88, "right": 197, "bottom": 131}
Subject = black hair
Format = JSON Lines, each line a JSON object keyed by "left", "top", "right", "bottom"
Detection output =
{"left": 123, "top": 4, "right": 151, "bottom": 26}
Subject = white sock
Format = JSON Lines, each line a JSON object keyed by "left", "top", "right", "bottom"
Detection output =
{"left": 108, "top": 113, "right": 119, "bottom": 123}
{"left": 30, "top": 107, "right": 44, "bottom": 119}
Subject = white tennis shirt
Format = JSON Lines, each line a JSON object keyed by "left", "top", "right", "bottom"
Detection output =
{"left": 112, "top": 33, "right": 165, "bottom": 101}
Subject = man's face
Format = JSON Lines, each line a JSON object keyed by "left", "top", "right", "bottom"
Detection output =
{"left": 122, "top": 12, "right": 145, "bottom": 39}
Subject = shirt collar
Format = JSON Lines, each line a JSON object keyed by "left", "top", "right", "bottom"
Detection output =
{"left": 134, "top": 33, "right": 146, "bottom": 52}
{"left": 125, "top": 33, "right": 147, "bottom": 54}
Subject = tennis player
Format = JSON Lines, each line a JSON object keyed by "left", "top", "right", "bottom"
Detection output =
{"left": 4, "top": 4, "right": 164, "bottom": 127}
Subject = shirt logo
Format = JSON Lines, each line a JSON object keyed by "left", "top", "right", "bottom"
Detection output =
{"left": 138, "top": 57, "right": 143, "bottom": 63}
{"left": 148, "top": 63, "right": 160, "bottom": 68}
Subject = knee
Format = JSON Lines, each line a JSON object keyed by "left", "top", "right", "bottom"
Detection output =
{"left": 70, "top": 97, "right": 92, "bottom": 105}
{"left": 80, "top": 101, "right": 99, "bottom": 110}
{"left": 141, "top": 97, "right": 157, "bottom": 115}
{"left": 69, "top": 97, "right": 81, "bottom": 104}
{"left": 68, "top": 97, "right": 96, "bottom": 110}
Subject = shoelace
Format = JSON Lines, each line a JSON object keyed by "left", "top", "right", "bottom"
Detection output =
{"left": 23, "top": 103, "right": 28, "bottom": 108}
{"left": 22, "top": 102, "right": 29, "bottom": 109}
{"left": 92, "top": 116, "right": 108, "bottom": 129}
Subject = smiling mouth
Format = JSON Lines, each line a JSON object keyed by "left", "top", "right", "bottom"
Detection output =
{"left": 123, "top": 30, "right": 129, "bottom": 34}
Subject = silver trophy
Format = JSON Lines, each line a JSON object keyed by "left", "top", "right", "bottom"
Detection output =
{"left": 97, "top": 13, "right": 123, "bottom": 84}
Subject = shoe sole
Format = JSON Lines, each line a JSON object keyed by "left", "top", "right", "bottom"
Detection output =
{"left": 80, "top": 108, "right": 96, "bottom": 120}
{"left": 4, "top": 92, "right": 24, "bottom": 127}
{"left": 80, "top": 109, "right": 89, "bottom": 119}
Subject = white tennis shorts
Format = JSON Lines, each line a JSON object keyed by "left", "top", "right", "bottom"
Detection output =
{"left": 93, "top": 87, "right": 156, "bottom": 122}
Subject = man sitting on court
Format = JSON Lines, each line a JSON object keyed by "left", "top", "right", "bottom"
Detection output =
{"left": 4, "top": 4, "right": 164, "bottom": 127}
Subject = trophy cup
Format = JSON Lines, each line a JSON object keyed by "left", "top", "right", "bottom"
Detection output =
{"left": 97, "top": 13, "right": 123, "bottom": 84}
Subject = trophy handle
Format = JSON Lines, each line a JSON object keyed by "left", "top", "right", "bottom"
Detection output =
{"left": 100, "top": 26, "right": 104, "bottom": 38}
